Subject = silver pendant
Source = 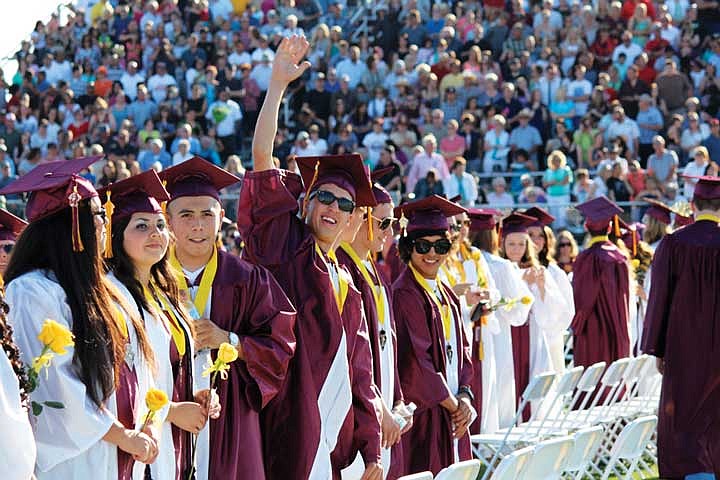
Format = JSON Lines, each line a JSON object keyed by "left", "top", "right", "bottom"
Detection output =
{"left": 379, "top": 329, "right": 387, "bottom": 350}
{"left": 446, "top": 344, "right": 453, "bottom": 364}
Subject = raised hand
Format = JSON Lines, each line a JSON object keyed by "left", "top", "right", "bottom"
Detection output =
{"left": 271, "top": 35, "right": 311, "bottom": 87}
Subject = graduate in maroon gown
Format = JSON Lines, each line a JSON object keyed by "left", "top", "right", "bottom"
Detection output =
{"left": 643, "top": 177, "right": 720, "bottom": 479}
{"left": 337, "top": 180, "right": 413, "bottom": 479}
{"left": 571, "top": 196, "right": 631, "bottom": 378}
{"left": 237, "top": 35, "right": 383, "bottom": 480}
{"left": 159, "top": 157, "right": 297, "bottom": 480}
{"left": 392, "top": 195, "right": 475, "bottom": 476}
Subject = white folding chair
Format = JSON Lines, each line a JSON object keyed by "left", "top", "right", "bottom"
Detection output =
{"left": 398, "top": 473, "right": 433, "bottom": 480}
{"left": 600, "top": 415, "right": 658, "bottom": 480}
{"left": 435, "top": 459, "right": 482, "bottom": 480}
{"left": 555, "top": 362, "right": 606, "bottom": 431}
{"left": 563, "top": 359, "right": 630, "bottom": 429}
{"left": 518, "top": 436, "right": 574, "bottom": 480}
{"left": 563, "top": 425, "right": 604, "bottom": 480}
{"left": 473, "top": 372, "right": 557, "bottom": 479}
{"left": 520, "top": 366, "right": 585, "bottom": 434}
{"left": 488, "top": 446, "right": 533, "bottom": 480}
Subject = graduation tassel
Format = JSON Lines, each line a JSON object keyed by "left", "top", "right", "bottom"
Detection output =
{"left": 367, "top": 207, "right": 374, "bottom": 242}
{"left": 68, "top": 182, "right": 84, "bottom": 252}
{"left": 103, "top": 191, "right": 114, "bottom": 258}
{"left": 631, "top": 229, "right": 637, "bottom": 257}
{"left": 399, "top": 210, "right": 408, "bottom": 237}
{"left": 161, "top": 180, "right": 168, "bottom": 216}
{"left": 613, "top": 215, "right": 621, "bottom": 237}
{"left": 301, "top": 161, "right": 320, "bottom": 219}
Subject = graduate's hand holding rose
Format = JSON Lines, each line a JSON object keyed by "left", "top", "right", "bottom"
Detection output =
{"left": 360, "top": 462, "right": 383, "bottom": 480}
{"left": 465, "top": 287, "right": 490, "bottom": 307}
{"left": 121, "top": 428, "right": 158, "bottom": 464}
{"left": 195, "top": 388, "right": 221, "bottom": 419}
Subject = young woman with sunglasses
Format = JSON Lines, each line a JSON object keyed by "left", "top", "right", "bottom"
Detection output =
{"left": 337, "top": 182, "right": 414, "bottom": 479}
{"left": 523, "top": 207, "right": 575, "bottom": 374}
{"left": 500, "top": 213, "right": 573, "bottom": 420}
{"left": 553, "top": 230, "right": 579, "bottom": 275}
{"left": 1, "top": 157, "right": 159, "bottom": 479}
{"left": 392, "top": 194, "right": 476, "bottom": 475}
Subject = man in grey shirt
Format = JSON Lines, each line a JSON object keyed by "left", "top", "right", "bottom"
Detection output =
{"left": 647, "top": 135, "right": 679, "bottom": 188}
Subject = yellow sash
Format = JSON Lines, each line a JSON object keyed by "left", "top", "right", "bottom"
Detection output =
{"left": 409, "top": 263, "right": 452, "bottom": 342}
{"left": 317, "top": 244, "right": 349, "bottom": 315}
{"left": 696, "top": 213, "right": 720, "bottom": 223}
{"left": 588, "top": 235, "right": 609, "bottom": 248}
{"left": 340, "top": 242, "right": 386, "bottom": 326}
{"left": 169, "top": 246, "right": 218, "bottom": 317}
{"left": 144, "top": 284, "right": 187, "bottom": 357}
{"left": 113, "top": 306, "right": 129, "bottom": 339}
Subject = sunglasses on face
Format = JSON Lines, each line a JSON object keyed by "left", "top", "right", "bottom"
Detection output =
{"left": 1, "top": 244, "right": 13, "bottom": 254}
{"left": 413, "top": 238, "right": 452, "bottom": 255}
{"left": 558, "top": 242, "right": 571, "bottom": 248}
{"left": 370, "top": 215, "right": 395, "bottom": 231}
{"left": 310, "top": 189, "right": 356, "bottom": 213}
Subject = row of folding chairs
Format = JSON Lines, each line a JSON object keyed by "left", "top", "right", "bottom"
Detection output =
{"left": 399, "top": 416, "right": 657, "bottom": 480}
{"left": 470, "top": 354, "right": 662, "bottom": 479}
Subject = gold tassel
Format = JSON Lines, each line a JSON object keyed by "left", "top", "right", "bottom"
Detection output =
{"left": 301, "top": 161, "right": 320, "bottom": 219}
{"left": 632, "top": 230, "right": 637, "bottom": 257}
{"left": 103, "top": 191, "right": 114, "bottom": 258}
{"left": 367, "top": 207, "right": 374, "bottom": 242}
{"left": 68, "top": 182, "right": 84, "bottom": 252}
{"left": 614, "top": 215, "right": 621, "bottom": 237}
{"left": 161, "top": 180, "right": 168, "bottom": 216}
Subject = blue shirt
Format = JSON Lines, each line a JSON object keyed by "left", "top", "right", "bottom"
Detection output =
{"left": 702, "top": 134, "right": 720, "bottom": 163}
{"left": 636, "top": 107, "right": 663, "bottom": 144}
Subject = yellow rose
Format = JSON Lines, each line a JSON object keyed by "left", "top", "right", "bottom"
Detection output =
{"left": 217, "top": 342, "right": 239, "bottom": 364}
{"left": 631, "top": 259, "right": 640, "bottom": 270}
{"left": 32, "top": 352, "right": 54, "bottom": 374}
{"left": 520, "top": 296, "right": 533, "bottom": 305}
{"left": 37, "top": 319, "right": 75, "bottom": 355}
{"left": 145, "top": 388, "right": 169, "bottom": 413}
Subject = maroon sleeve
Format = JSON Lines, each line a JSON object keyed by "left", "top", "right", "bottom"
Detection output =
{"left": 346, "top": 291, "right": 383, "bottom": 465}
{"left": 236, "top": 169, "right": 307, "bottom": 270}
{"left": 237, "top": 265, "right": 298, "bottom": 409}
{"left": 570, "top": 250, "right": 603, "bottom": 335}
{"left": 642, "top": 237, "right": 673, "bottom": 357}
{"left": 393, "top": 285, "right": 454, "bottom": 408}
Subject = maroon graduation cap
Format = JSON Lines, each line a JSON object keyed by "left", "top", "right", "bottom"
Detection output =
{"left": 467, "top": 208, "right": 501, "bottom": 232}
{"left": 0, "top": 156, "right": 103, "bottom": 251}
{"left": 0, "top": 209, "right": 27, "bottom": 242}
{"left": 501, "top": 212, "right": 536, "bottom": 236}
{"left": 371, "top": 166, "right": 394, "bottom": 205}
{"left": 523, "top": 206, "right": 555, "bottom": 227}
{"left": 575, "top": 195, "right": 624, "bottom": 233}
{"left": 158, "top": 156, "right": 240, "bottom": 203}
{"left": 394, "top": 195, "right": 467, "bottom": 236}
{"left": 689, "top": 175, "right": 720, "bottom": 201}
{"left": 297, "top": 154, "right": 377, "bottom": 208}
{"left": 644, "top": 199, "right": 672, "bottom": 225}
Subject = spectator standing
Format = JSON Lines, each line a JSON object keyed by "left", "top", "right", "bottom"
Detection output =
{"left": 647, "top": 136, "right": 679, "bottom": 189}
{"left": 635, "top": 94, "right": 664, "bottom": 166}
{"left": 205, "top": 89, "right": 242, "bottom": 161}
{"left": 442, "top": 157, "right": 478, "bottom": 207}
{"left": 483, "top": 114, "right": 510, "bottom": 174}
{"left": 509, "top": 109, "right": 543, "bottom": 167}
{"left": 543, "top": 150, "right": 574, "bottom": 228}
{"left": 406, "top": 134, "right": 449, "bottom": 193}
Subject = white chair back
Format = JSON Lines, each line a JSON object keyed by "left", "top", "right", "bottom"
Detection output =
{"left": 398, "top": 473, "right": 433, "bottom": 480}
{"left": 600, "top": 416, "right": 658, "bottom": 480}
{"left": 564, "top": 426, "right": 604, "bottom": 473}
{"left": 488, "top": 446, "right": 533, "bottom": 480}
{"left": 435, "top": 459, "right": 482, "bottom": 480}
{"left": 519, "top": 436, "right": 574, "bottom": 480}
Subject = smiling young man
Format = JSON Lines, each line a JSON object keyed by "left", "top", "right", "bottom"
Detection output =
{"left": 237, "top": 36, "right": 383, "bottom": 480}
{"left": 158, "top": 157, "right": 296, "bottom": 480}
{"left": 392, "top": 194, "right": 475, "bottom": 475}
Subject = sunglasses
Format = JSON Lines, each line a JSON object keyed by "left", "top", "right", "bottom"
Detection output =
{"left": 1, "top": 244, "right": 13, "bottom": 254}
{"left": 413, "top": 238, "right": 452, "bottom": 255}
{"left": 558, "top": 242, "right": 571, "bottom": 248}
{"left": 371, "top": 215, "right": 395, "bottom": 231}
{"left": 309, "top": 189, "right": 355, "bottom": 213}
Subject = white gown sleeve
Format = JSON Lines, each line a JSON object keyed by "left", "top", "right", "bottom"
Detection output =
{"left": 6, "top": 272, "right": 116, "bottom": 474}
{"left": 0, "top": 348, "right": 36, "bottom": 480}
{"left": 530, "top": 269, "right": 573, "bottom": 334}
{"left": 487, "top": 255, "right": 534, "bottom": 327}
{"left": 548, "top": 263, "right": 575, "bottom": 322}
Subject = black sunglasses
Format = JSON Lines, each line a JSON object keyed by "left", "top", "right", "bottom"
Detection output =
{"left": 413, "top": 238, "right": 452, "bottom": 255}
{"left": 310, "top": 189, "right": 356, "bottom": 213}
{"left": 371, "top": 215, "right": 395, "bottom": 231}
{"left": 558, "top": 242, "right": 571, "bottom": 247}
{"left": 1, "top": 244, "right": 13, "bottom": 254}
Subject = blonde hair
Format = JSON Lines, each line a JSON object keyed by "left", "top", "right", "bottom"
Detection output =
{"left": 548, "top": 150, "right": 567, "bottom": 168}
{"left": 642, "top": 215, "right": 671, "bottom": 244}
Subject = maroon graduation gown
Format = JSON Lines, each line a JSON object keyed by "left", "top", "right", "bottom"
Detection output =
{"left": 168, "top": 326, "right": 193, "bottom": 480}
{"left": 237, "top": 169, "right": 382, "bottom": 479}
{"left": 117, "top": 362, "right": 138, "bottom": 480}
{"left": 206, "top": 250, "right": 297, "bottom": 480}
{"left": 570, "top": 241, "right": 631, "bottom": 370}
{"left": 392, "top": 267, "right": 474, "bottom": 476}
{"left": 511, "top": 324, "right": 531, "bottom": 422}
{"left": 469, "top": 320, "right": 483, "bottom": 435}
{"left": 642, "top": 220, "right": 720, "bottom": 478}
{"left": 336, "top": 248, "right": 405, "bottom": 479}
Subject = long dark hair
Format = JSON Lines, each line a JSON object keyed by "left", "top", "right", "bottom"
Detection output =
{"left": 107, "top": 215, "right": 191, "bottom": 331}
{"left": 0, "top": 292, "right": 30, "bottom": 406}
{"left": 469, "top": 228, "right": 499, "bottom": 256}
{"left": 535, "top": 225, "right": 556, "bottom": 268}
{"left": 5, "top": 201, "right": 154, "bottom": 407}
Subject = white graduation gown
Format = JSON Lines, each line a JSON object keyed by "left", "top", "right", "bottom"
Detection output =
{"left": 482, "top": 253, "right": 534, "bottom": 430}
{"left": 6, "top": 269, "right": 154, "bottom": 480}
{"left": 0, "top": 347, "right": 36, "bottom": 480}
{"left": 545, "top": 263, "right": 575, "bottom": 373}
{"left": 460, "top": 250, "right": 504, "bottom": 434}
{"left": 109, "top": 275, "right": 196, "bottom": 480}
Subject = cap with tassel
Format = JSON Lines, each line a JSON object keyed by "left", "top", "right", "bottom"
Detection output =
{"left": 103, "top": 190, "right": 115, "bottom": 258}
{"left": 68, "top": 181, "right": 84, "bottom": 252}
